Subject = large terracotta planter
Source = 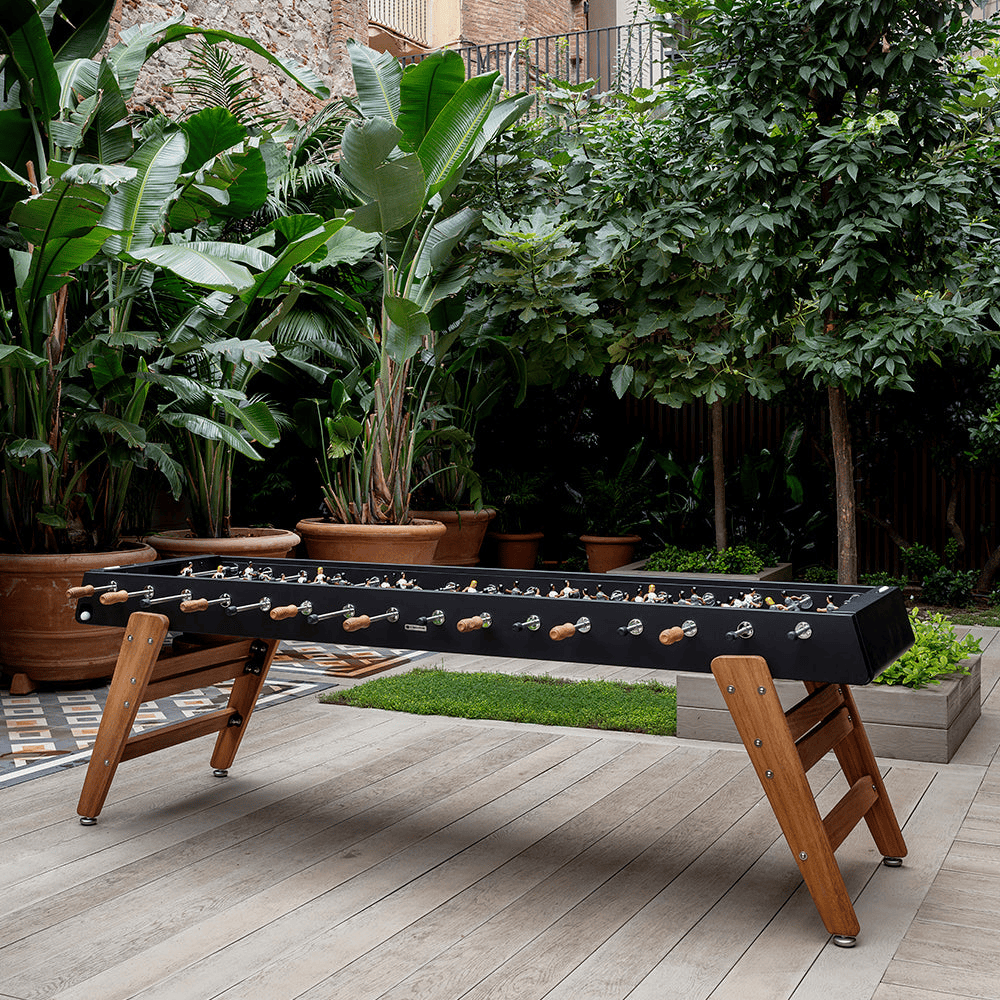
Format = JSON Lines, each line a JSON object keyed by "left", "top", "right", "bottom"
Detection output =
{"left": 487, "top": 531, "right": 544, "bottom": 570}
{"left": 581, "top": 534, "right": 642, "bottom": 574}
{"left": 410, "top": 508, "right": 496, "bottom": 566}
{"left": 295, "top": 517, "right": 446, "bottom": 565}
{"left": 143, "top": 526, "right": 301, "bottom": 561}
{"left": 0, "top": 543, "right": 157, "bottom": 691}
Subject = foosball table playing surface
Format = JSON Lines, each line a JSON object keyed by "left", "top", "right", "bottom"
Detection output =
{"left": 70, "top": 555, "right": 915, "bottom": 947}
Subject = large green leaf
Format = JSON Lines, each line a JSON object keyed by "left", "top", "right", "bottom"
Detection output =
{"left": 417, "top": 72, "right": 502, "bottom": 199}
{"left": 0, "top": 160, "right": 31, "bottom": 190}
{"left": 124, "top": 245, "right": 254, "bottom": 293}
{"left": 49, "top": 0, "right": 117, "bottom": 61}
{"left": 6, "top": 438, "right": 51, "bottom": 459}
{"left": 212, "top": 147, "right": 269, "bottom": 218}
{"left": 171, "top": 241, "right": 276, "bottom": 270}
{"left": 56, "top": 57, "right": 99, "bottom": 109}
{"left": 102, "top": 130, "right": 188, "bottom": 255}
{"left": 82, "top": 58, "right": 133, "bottom": 163}
{"left": 145, "top": 440, "right": 184, "bottom": 499}
{"left": 339, "top": 117, "right": 405, "bottom": 199}
{"left": 248, "top": 218, "right": 355, "bottom": 301}
{"left": 383, "top": 293, "right": 430, "bottom": 362}
{"left": 350, "top": 155, "right": 425, "bottom": 235}
{"left": 10, "top": 176, "right": 113, "bottom": 312}
{"left": 202, "top": 338, "right": 277, "bottom": 368}
{"left": 0, "top": 111, "right": 35, "bottom": 202}
{"left": 161, "top": 411, "right": 264, "bottom": 460}
{"left": 468, "top": 92, "right": 535, "bottom": 160}
{"left": 397, "top": 50, "right": 466, "bottom": 151}
{"left": 218, "top": 396, "right": 280, "bottom": 447}
{"left": 413, "top": 206, "right": 480, "bottom": 280}
{"left": 0, "top": 0, "right": 61, "bottom": 120}
{"left": 107, "top": 16, "right": 185, "bottom": 100}
{"left": 0, "top": 343, "right": 47, "bottom": 369}
{"left": 347, "top": 40, "right": 402, "bottom": 123}
{"left": 79, "top": 412, "right": 146, "bottom": 450}
{"left": 321, "top": 224, "right": 381, "bottom": 266}
{"left": 181, "top": 107, "right": 247, "bottom": 172}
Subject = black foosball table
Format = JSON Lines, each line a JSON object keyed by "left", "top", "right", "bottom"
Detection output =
{"left": 70, "top": 556, "right": 915, "bottom": 947}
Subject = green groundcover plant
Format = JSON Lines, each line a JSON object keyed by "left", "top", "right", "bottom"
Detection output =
{"left": 874, "top": 609, "right": 981, "bottom": 689}
{"left": 645, "top": 543, "right": 775, "bottom": 575}
{"left": 321, "top": 668, "right": 677, "bottom": 736}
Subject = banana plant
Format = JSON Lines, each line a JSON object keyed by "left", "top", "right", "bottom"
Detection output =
{"left": 0, "top": 1, "right": 332, "bottom": 552}
{"left": 318, "top": 42, "right": 533, "bottom": 525}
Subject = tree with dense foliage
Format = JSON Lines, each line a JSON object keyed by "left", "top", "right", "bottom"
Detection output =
{"left": 634, "top": 0, "right": 1000, "bottom": 583}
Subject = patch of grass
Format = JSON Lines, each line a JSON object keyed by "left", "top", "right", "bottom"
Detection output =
{"left": 320, "top": 668, "right": 677, "bottom": 736}
{"left": 937, "top": 606, "right": 1000, "bottom": 628}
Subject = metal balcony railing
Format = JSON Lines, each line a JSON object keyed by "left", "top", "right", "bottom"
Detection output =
{"left": 369, "top": 0, "right": 429, "bottom": 48}
{"left": 404, "top": 22, "right": 675, "bottom": 99}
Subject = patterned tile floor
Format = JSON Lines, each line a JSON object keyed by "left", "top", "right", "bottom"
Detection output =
{"left": 0, "top": 639, "right": 430, "bottom": 787}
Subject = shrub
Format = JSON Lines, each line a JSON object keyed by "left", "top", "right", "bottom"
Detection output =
{"left": 860, "top": 571, "right": 906, "bottom": 588}
{"left": 873, "top": 610, "right": 981, "bottom": 688}
{"left": 645, "top": 543, "right": 775, "bottom": 575}
{"left": 801, "top": 565, "right": 838, "bottom": 584}
{"left": 920, "top": 567, "right": 977, "bottom": 608}
{"left": 901, "top": 543, "right": 942, "bottom": 583}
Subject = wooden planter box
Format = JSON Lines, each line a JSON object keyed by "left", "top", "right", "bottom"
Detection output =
{"left": 616, "top": 559, "right": 794, "bottom": 582}
{"left": 676, "top": 656, "right": 981, "bottom": 764}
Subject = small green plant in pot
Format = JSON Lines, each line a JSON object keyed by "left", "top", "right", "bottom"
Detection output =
{"left": 568, "top": 442, "right": 659, "bottom": 572}
{"left": 873, "top": 610, "right": 981, "bottom": 689}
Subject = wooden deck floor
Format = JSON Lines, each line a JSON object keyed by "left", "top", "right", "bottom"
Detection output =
{"left": 2, "top": 628, "right": 999, "bottom": 1000}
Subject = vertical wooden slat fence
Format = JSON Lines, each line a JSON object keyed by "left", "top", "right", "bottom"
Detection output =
{"left": 628, "top": 395, "right": 1000, "bottom": 577}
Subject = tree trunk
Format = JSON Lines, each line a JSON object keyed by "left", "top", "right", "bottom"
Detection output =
{"left": 828, "top": 385, "right": 857, "bottom": 585}
{"left": 711, "top": 399, "right": 727, "bottom": 551}
{"left": 976, "top": 545, "right": 1000, "bottom": 593}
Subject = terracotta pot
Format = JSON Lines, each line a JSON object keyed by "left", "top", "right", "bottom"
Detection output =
{"left": 143, "top": 526, "right": 301, "bottom": 560}
{"left": 295, "top": 517, "right": 446, "bottom": 565}
{"left": 410, "top": 508, "right": 496, "bottom": 566}
{"left": 487, "top": 531, "right": 544, "bottom": 570}
{"left": 581, "top": 534, "right": 642, "bottom": 574}
{"left": 0, "top": 543, "right": 157, "bottom": 690}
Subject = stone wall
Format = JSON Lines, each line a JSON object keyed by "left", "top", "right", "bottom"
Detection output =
{"left": 110, "top": 0, "right": 369, "bottom": 119}
{"left": 110, "top": 0, "right": 586, "bottom": 120}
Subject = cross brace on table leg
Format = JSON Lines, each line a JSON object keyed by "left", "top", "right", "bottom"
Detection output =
{"left": 711, "top": 654, "right": 907, "bottom": 946}
{"left": 76, "top": 611, "right": 278, "bottom": 824}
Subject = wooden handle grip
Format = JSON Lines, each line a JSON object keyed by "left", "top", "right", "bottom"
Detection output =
{"left": 659, "top": 626, "right": 685, "bottom": 646}
{"left": 180, "top": 599, "right": 209, "bottom": 613}
{"left": 457, "top": 616, "right": 485, "bottom": 633}
{"left": 343, "top": 615, "right": 371, "bottom": 632}
{"left": 549, "top": 623, "right": 576, "bottom": 641}
{"left": 99, "top": 591, "right": 129, "bottom": 605}
{"left": 269, "top": 605, "right": 300, "bottom": 621}
{"left": 67, "top": 585, "right": 95, "bottom": 598}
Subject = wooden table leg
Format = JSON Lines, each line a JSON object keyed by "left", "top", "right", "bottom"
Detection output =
{"left": 807, "top": 681, "right": 907, "bottom": 862}
{"left": 210, "top": 638, "right": 280, "bottom": 773}
{"left": 76, "top": 612, "right": 170, "bottom": 824}
{"left": 711, "top": 654, "right": 906, "bottom": 945}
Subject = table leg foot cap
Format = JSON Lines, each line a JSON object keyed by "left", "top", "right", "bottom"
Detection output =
{"left": 882, "top": 856, "right": 903, "bottom": 867}
{"left": 833, "top": 935, "right": 857, "bottom": 948}
{"left": 79, "top": 816, "right": 97, "bottom": 826}
{"left": 213, "top": 768, "right": 228, "bottom": 777}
